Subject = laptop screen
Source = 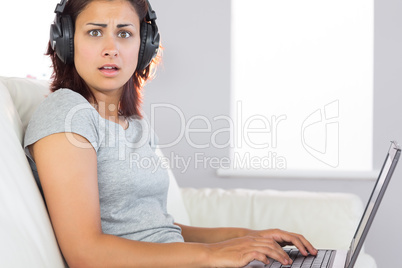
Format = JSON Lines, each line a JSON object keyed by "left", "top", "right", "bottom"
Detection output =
{"left": 346, "top": 141, "right": 400, "bottom": 268}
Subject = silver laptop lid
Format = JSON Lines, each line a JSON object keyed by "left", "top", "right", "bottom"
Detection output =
{"left": 345, "top": 141, "right": 401, "bottom": 268}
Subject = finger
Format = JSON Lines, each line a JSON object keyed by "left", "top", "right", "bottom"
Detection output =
{"left": 290, "top": 233, "right": 317, "bottom": 256}
{"left": 268, "top": 243, "right": 293, "bottom": 265}
{"left": 267, "top": 230, "right": 311, "bottom": 256}
{"left": 282, "top": 233, "right": 317, "bottom": 256}
{"left": 248, "top": 241, "right": 293, "bottom": 265}
{"left": 242, "top": 250, "right": 270, "bottom": 266}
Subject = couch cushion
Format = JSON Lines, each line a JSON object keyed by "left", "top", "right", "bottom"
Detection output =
{"left": 0, "top": 81, "right": 65, "bottom": 267}
{"left": 0, "top": 79, "right": 24, "bottom": 143}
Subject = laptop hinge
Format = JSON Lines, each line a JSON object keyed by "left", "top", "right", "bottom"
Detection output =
{"left": 344, "top": 238, "right": 354, "bottom": 268}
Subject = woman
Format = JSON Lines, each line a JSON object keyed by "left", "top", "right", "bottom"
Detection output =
{"left": 24, "top": 0, "right": 317, "bottom": 267}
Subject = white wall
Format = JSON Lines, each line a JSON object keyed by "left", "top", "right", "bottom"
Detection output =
{"left": 144, "top": 1, "right": 402, "bottom": 267}
{"left": 0, "top": 1, "right": 54, "bottom": 79}
{"left": 370, "top": 0, "right": 402, "bottom": 266}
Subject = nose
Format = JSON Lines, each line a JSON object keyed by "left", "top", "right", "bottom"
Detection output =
{"left": 102, "top": 36, "right": 118, "bottom": 58}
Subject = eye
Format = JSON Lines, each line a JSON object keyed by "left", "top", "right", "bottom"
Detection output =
{"left": 118, "top": 31, "right": 132, "bottom": 39}
{"left": 89, "top": 29, "right": 102, "bottom": 37}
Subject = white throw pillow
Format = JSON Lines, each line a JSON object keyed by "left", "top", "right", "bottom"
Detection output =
{"left": 0, "top": 76, "right": 50, "bottom": 135}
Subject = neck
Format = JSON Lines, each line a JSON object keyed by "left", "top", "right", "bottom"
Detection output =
{"left": 96, "top": 101, "right": 120, "bottom": 119}
{"left": 89, "top": 88, "right": 122, "bottom": 120}
{"left": 91, "top": 98, "right": 129, "bottom": 130}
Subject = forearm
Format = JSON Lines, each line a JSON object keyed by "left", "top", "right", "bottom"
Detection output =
{"left": 176, "top": 223, "right": 251, "bottom": 244}
{"left": 65, "top": 233, "right": 210, "bottom": 268}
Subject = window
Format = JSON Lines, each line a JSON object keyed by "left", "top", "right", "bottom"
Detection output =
{"left": 227, "top": 0, "right": 374, "bottom": 177}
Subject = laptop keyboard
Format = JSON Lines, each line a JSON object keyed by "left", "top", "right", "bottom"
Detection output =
{"left": 265, "top": 248, "right": 335, "bottom": 268}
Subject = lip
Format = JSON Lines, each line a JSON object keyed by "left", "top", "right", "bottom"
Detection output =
{"left": 98, "top": 64, "right": 120, "bottom": 77}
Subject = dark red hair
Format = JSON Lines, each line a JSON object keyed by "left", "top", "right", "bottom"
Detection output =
{"left": 46, "top": 0, "right": 160, "bottom": 118}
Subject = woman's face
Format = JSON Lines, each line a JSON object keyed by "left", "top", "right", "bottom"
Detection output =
{"left": 74, "top": 0, "right": 141, "bottom": 96}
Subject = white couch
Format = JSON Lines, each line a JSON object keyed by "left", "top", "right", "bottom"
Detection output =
{"left": 0, "top": 76, "right": 376, "bottom": 267}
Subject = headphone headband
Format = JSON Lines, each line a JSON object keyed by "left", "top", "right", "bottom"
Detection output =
{"left": 144, "top": 0, "right": 160, "bottom": 48}
{"left": 146, "top": 0, "right": 157, "bottom": 21}
{"left": 54, "top": 0, "right": 67, "bottom": 13}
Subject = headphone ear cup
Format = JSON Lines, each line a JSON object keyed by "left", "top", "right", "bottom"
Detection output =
{"left": 137, "top": 21, "right": 149, "bottom": 72}
{"left": 137, "top": 21, "right": 160, "bottom": 72}
{"left": 50, "top": 14, "right": 74, "bottom": 64}
{"left": 59, "top": 15, "right": 74, "bottom": 64}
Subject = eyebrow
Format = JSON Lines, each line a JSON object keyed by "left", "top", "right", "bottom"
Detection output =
{"left": 86, "top": 23, "right": 134, "bottom": 28}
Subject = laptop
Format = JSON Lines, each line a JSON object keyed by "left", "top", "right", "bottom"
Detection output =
{"left": 244, "top": 141, "right": 401, "bottom": 268}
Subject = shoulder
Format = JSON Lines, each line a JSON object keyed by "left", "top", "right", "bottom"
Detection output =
{"left": 43, "top": 88, "right": 92, "bottom": 110}
{"left": 31, "top": 88, "right": 96, "bottom": 123}
{"left": 24, "top": 88, "right": 101, "bottom": 153}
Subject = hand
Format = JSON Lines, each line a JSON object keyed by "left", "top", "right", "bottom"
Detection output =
{"left": 205, "top": 233, "right": 304, "bottom": 267}
{"left": 246, "top": 229, "right": 318, "bottom": 257}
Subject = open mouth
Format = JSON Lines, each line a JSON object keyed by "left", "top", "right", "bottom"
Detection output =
{"left": 99, "top": 66, "right": 119, "bottom": 70}
{"left": 98, "top": 65, "right": 120, "bottom": 76}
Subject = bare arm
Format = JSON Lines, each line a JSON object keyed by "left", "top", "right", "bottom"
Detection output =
{"left": 176, "top": 223, "right": 249, "bottom": 243}
{"left": 31, "top": 133, "right": 212, "bottom": 267}
{"left": 31, "top": 133, "right": 294, "bottom": 267}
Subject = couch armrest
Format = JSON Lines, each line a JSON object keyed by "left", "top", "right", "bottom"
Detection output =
{"left": 180, "top": 188, "right": 363, "bottom": 250}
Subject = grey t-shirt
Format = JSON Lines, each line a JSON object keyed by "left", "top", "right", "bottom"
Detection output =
{"left": 24, "top": 88, "right": 183, "bottom": 243}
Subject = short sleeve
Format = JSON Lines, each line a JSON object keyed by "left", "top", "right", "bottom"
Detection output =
{"left": 24, "top": 88, "right": 102, "bottom": 161}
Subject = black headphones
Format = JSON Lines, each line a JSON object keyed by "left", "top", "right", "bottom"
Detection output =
{"left": 50, "top": 0, "right": 160, "bottom": 71}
